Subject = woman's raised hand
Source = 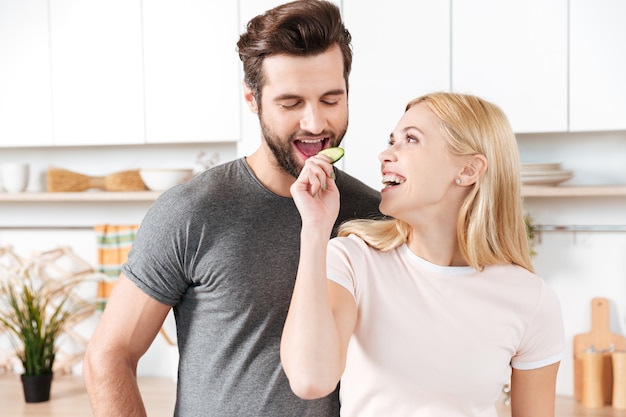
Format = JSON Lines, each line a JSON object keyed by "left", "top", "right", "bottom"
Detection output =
{"left": 290, "top": 154, "right": 340, "bottom": 234}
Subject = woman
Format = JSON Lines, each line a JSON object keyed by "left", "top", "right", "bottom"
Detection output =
{"left": 282, "top": 92, "right": 564, "bottom": 416}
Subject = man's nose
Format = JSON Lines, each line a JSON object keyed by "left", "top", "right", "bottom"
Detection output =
{"left": 300, "top": 105, "right": 326, "bottom": 134}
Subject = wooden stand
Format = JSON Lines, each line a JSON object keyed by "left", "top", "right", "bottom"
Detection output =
{"left": 573, "top": 298, "right": 626, "bottom": 406}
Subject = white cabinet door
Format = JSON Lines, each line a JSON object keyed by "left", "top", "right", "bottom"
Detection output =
{"left": 342, "top": 0, "right": 450, "bottom": 189}
{"left": 452, "top": 0, "right": 568, "bottom": 133}
{"left": 0, "top": 0, "right": 53, "bottom": 147}
{"left": 49, "top": 0, "right": 144, "bottom": 145}
{"left": 143, "top": 1, "right": 240, "bottom": 143}
{"left": 570, "top": 0, "right": 626, "bottom": 132}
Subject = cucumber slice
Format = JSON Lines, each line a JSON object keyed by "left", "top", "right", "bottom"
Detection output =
{"left": 317, "top": 147, "right": 345, "bottom": 164}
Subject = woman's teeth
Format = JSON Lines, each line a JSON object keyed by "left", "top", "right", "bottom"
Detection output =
{"left": 382, "top": 174, "right": 405, "bottom": 187}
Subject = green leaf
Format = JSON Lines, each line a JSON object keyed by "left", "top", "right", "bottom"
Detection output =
{"left": 0, "top": 264, "right": 94, "bottom": 376}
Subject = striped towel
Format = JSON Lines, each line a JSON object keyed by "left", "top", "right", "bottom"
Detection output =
{"left": 94, "top": 224, "right": 139, "bottom": 300}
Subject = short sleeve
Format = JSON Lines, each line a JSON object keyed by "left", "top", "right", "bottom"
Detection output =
{"left": 326, "top": 236, "right": 363, "bottom": 300}
{"left": 122, "top": 192, "right": 192, "bottom": 306}
{"left": 511, "top": 282, "right": 565, "bottom": 370}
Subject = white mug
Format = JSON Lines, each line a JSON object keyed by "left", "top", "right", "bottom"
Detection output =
{"left": 0, "top": 163, "right": 30, "bottom": 192}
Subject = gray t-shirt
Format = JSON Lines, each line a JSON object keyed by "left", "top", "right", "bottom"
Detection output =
{"left": 123, "top": 158, "right": 382, "bottom": 416}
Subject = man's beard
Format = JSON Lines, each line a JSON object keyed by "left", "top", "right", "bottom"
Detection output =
{"left": 259, "top": 116, "right": 347, "bottom": 179}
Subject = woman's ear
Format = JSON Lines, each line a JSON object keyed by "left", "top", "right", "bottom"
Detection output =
{"left": 458, "top": 154, "right": 487, "bottom": 185}
{"left": 243, "top": 82, "right": 258, "bottom": 114}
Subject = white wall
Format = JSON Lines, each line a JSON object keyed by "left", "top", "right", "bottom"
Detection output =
{"left": 518, "top": 131, "right": 626, "bottom": 396}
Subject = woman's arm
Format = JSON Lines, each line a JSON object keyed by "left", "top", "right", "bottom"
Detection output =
{"left": 510, "top": 362, "right": 560, "bottom": 417}
{"left": 281, "top": 156, "right": 357, "bottom": 399}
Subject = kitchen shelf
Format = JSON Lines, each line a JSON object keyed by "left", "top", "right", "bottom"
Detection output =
{"left": 1, "top": 187, "right": 626, "bottom": 202}
{"left": 522, "top": 185, "right": 626, "bottom": 197}
{"left": 0, "top": 191, "right": 162, "bottom": 202}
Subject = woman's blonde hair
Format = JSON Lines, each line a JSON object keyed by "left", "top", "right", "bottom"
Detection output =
{"left": 338, "top": 92, "right": 533, "bottom": 272}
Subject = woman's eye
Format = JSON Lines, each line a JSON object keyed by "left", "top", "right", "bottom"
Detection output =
{"left": 407, "top": 135, "right": 419, "bottom": 143}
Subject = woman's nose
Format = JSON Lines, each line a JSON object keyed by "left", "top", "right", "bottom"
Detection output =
{"left": 378, "top": 147, "right": 397, "bottom": 163}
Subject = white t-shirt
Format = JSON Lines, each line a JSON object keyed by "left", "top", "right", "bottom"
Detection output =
{"left": 327, "top": 234, "right": 565, "bottom": 417}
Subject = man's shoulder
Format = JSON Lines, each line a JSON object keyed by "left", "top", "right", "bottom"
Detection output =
{"left": 334, "top": 169, "right": 382, "bottom": 224}
{"left": 201, "top": 158, "right": 245, "bottom": 177}
{"left": 335, "top": 169, "right": 380, "bottom": 197}
{"left": 181, "top": 158, "right": 249, "bottom": 191}
{"left": 151, "top": 159, "right": 246, "bottom": 208}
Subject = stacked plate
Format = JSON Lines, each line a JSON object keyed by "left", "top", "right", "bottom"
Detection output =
{"left": 521, "top": 162, "right": 573, "bottom": 186}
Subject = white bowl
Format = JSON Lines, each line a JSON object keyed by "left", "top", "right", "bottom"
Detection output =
{"left": 139, "top": 169, "right": 193, "bottom": 191}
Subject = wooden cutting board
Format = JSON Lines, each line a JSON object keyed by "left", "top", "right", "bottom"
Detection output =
{"left": 573, "top": 297, "right": 626, "bottom": 403}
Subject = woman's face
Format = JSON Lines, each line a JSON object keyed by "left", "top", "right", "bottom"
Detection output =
{"left": 378, "top": 102, "right": 464, "bottom": 221}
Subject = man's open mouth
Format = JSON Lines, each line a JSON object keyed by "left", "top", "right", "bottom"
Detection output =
{"left": 294, "top": 138, "right": 329, "bottom": 158}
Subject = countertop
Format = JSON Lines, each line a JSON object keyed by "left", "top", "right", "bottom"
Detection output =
{"left": 1, "top": 373, "right": 625, "bottom": 416}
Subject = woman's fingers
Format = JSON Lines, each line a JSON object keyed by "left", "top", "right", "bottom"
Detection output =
{"left": 300, "top": 156, "right": 336, "bottom": 197}
{"left": 291, "top": 156, "right": 341, "bottom": 232}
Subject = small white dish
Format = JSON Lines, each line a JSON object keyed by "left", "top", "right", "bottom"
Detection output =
{"left": 139, "top": 169, "right": 192, "bottom": 191}
{"left": 521, "top": 162, "right": 562, "bottom": 172}
{"left": 521, "top": 170, "right": 573, "bottom": 186}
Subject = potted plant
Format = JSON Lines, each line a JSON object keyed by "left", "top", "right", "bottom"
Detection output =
{"left": 524, "top": 213, "right": 538, "bottom": 257}
{"left": 0, "top": 260, "right": 93, "bottom": 402}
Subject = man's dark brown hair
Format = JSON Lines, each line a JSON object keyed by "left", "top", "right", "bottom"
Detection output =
{"left": 237, "top": 0, "right": 352, "bottom": 106}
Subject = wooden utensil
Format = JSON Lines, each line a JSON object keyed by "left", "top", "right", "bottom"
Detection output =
{"left": 573, "top": 297, "right": 626, "bottom": 404}
{"left": 613, "top": 351, "right": 626, "bottom": 409}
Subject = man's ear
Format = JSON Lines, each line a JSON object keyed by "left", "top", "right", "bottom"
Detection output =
{"left": 242, "top": 82, "right": 258, "bottom": 114}
{"left": 458, "top": 154, "right": 488, "bottom": 185}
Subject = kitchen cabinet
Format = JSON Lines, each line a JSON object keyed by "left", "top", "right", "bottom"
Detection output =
{"left": 30, "top": 0, "right": 240, "bottom": 146}
{"left": 142, "top": 1, "right": 240, "bottom": 143}
{"left": 452, "top": 0, "right": 568, "bottom": 133}
{"left": 569, "top": 0, "right": 626, "bottom": 132}
{"left": 340, "top": 0, "right": 570, "bottom": 189}
{"left": 341, "top": 0, "right": 451, "bottom": 189}
{"left": 49, "top": 0, "right": 144, "bottom": 145}
{"left": 0, "top": 0, "right": 53, "bottom": 147}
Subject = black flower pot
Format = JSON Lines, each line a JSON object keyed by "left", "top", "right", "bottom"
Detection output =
{"left": 21, "top": 373, "right": 53, "bottom": 403}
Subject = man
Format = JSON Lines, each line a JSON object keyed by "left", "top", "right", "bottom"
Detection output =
{"left": 83, "top": 1, "right": 381, "bottom": 415}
